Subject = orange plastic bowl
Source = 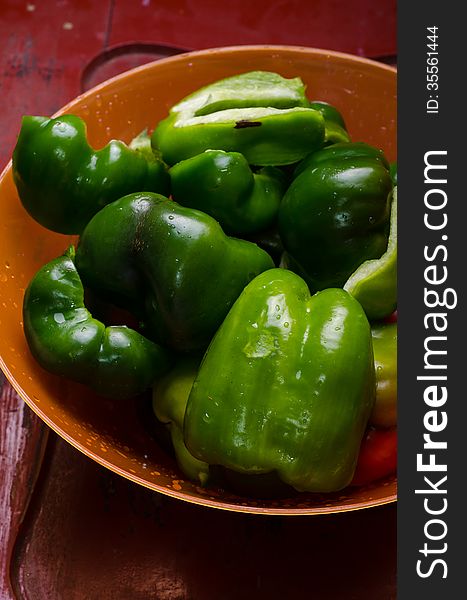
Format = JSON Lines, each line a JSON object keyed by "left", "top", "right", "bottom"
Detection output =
{"left": 0, "top": 46, "right": 396, "bottom": 515}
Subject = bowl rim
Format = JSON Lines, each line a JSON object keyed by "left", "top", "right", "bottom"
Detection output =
{"left": 0, "top": 44, "right": 397, "bottom": 515}
{"left": 2, "top": 355, "right": 397, "bottom": 515}
{"left": 0, "top": 44, "right": 397, "bottom": 183}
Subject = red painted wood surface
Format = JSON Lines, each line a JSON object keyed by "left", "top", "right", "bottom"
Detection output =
{"left": 108, "top": 0, "right": 397, "bottom": 60}
{"left": 0, "top": 2, "right": 397, "bottom": 598}
{"left": 0, "top": 373, "right": 48, "bottom": 599}
{"left": 0, "top": 0, "right": 396, "bottom": 170}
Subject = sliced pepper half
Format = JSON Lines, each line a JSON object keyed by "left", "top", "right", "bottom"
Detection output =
{"left": 344, "top": 187, "right": 397, "bottom": 319}
{"left": 152, "top": 71, "right": 325, "bottom": 166}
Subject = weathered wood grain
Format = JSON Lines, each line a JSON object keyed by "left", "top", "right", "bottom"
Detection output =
{"left": 0, "top": 374, "right": 48, "bottom": 599}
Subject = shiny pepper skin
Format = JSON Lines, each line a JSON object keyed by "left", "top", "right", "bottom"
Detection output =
{"left": 75, "top": 192, "right": 274, "bottom": 352}
{"left": 184, "top": 268, "right": 375, "bottom": 493}
{"left": 13, "top": 115, "right": 170, "bottom": 234}
{"left": 23, "top": 247, "right": 171, "bottom": 399}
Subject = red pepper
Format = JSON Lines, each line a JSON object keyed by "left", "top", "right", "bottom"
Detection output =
{"left": 351, "top": 428, "right": 397, "bottom": 486}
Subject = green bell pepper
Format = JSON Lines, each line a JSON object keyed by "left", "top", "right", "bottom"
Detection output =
{"left": 152, "top": 71, "right": 325, "bottom": 166}
{"left": 184, "top": 268, "right": 375, "bottom": 493}
{"left": 390, "top": 161, "right": 397, "bottom": 186}
{"left": 279, "top": 142, "right": 392, "bottom": 292}
{"left": 170, "top": 150, "right": 286, "bottom": 236}
{"left": 75, "top": 192, "right": 274, "bottom": 352}
{"left": 23, "top": 247, "right": 171, "bottom": 399}
{"left": 13, "top": 115, "right": 170, "bottom": 234}
{"left": 370, "top": 321, "right": 397, "bottom": 428}
{"left": 153, "top": 358, "right": 210, "bottom": 485}
{"left": 308, "top": 100, "right": 350, "bottom": 145}
{"left": 344, "top": 187, "right": 397, "bottom": 319}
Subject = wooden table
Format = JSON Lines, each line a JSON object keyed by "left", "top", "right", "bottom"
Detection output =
{"left": 0, "top": 2, "right": 397, "bottom": 598}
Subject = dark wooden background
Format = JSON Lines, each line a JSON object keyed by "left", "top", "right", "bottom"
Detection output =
{"left": 0, "top": 2, "right": 397, "bottom": 598}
